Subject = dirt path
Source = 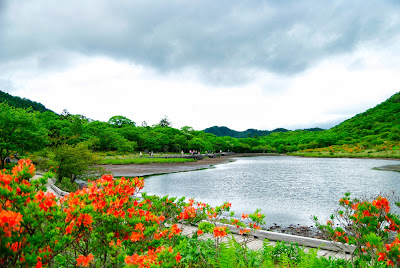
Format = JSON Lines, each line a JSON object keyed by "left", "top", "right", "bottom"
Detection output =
{"left": 98, "top": 156, "right": 237, "bottom": 177}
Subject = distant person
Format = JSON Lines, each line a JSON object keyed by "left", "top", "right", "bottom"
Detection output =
{"left": 181, "top": 150, "right": 184, "bottom": 157}
{"left": 140, "top": 151, "right": 142, "bottom": 158}
{"left": 5, "top": 157, "right": 10, "bottom": 163}
{"left": 14, "top": 153, "right": 19, "bottom": 160}
{"left": 151, "top": 151, "right": 154, "bottom": 157}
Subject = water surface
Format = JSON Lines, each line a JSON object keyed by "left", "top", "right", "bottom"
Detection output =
{"left": 144, "top": 156, "right": 400, "bottom": 226}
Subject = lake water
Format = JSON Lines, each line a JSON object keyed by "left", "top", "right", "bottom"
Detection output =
{"left": 143, "top": 156, "right": 400, "bottom": 227}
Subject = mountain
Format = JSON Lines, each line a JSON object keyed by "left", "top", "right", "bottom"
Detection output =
{"left": 204, "top": 126, "right": 324, "bottom": 138}
{"left": 204, "top": 126, "right": 288, "bottom": 138}
{"left": 331, "top": 91, "right": 400, "bottom": 143}
{"left": 0, "top": 90, "right": 54, "bottom": 113}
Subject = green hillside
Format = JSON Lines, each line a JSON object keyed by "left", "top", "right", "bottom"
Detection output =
{"left": 331, "top": 92, "right": 400, "bottom": 144}
{"left": 0, "top": 90, "right": 53, "bottom": 113}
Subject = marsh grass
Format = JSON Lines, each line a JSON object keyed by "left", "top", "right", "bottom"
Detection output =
{"left": 291, "top": 144, "right": 400, "bottom": 159}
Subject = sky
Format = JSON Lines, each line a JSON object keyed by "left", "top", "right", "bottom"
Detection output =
{"left": 1, "top": 0, "right": 400, "bottom": 131}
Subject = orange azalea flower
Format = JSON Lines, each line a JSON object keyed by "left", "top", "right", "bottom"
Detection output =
{"left": 76, "top": 253, "right": 94, "bottom": 267}
{"left": 239, "top": 229, "right": 250, "bottom": 235}
{"left": 171, "top": 224, "right": 182, "bottom": 235}
{"left": 213, "top": 226, "right": 227, "bottom": 237}
{"left": 335, "top": 231, "right": 344, "bottom": 237}
{"left": 77, "top": 214, "right": 93, "bottom": 227}
{"left": 373, "top": 197, "right": 390, "bottom": 213}
{"left": 7, "top": 241, "right": 21, "bottom": 252}
{"left": 242, "top": 213, "right": 249, "bottom": 219}
{"left": 65, "top": 223, "right": 74, "bottom": 234}
{"left": 387, "top": 260, "right": 395, "bottom": 266}
{"left": 158, "top": 215, "right": 166, "bottom": 223}
{"left": 197, "top": 229, "right": 204, "bottom": 235}
{"left": 363, "top": 210, "right": 372, "bottom": 217}
{"left": 125, "top": 254, "right": 145, "bottom": 266}
{"left": 175, "top": 252, "right": 182, "bottom": 263}
{"left": 130, "top": 231, "right": 144, "bottom": 242}
{"left": 135, "top": 222, "right": 145, "bottom": 232}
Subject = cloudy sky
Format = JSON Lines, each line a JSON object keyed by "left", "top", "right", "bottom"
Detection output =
{"left": 1, "top": 0, "right": 399, "bottom": 131}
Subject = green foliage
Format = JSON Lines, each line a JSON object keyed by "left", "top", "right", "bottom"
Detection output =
{"left": 0, "top": 103, "right": 47, "bottom": 168}
{"left": 108, "top": 115, "right": 136, "bottom": 127}
{"left": 177, "top": 238, "right": 352, "bottom": 268}
{"left": 48, "top": 142, "right": 96, "bottom": 182}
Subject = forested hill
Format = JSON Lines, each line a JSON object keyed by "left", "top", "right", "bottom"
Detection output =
{"left": 204, "top": 126, "right": 324, "bottom": 138}
{"left": 331, "top": 92, "right": 400, "bottom": 143}
{"left": 0, "top": 90, "right": 53, "bottom": 113}
{"left": 203, "top": 126, "right": 284, "bottom": 138}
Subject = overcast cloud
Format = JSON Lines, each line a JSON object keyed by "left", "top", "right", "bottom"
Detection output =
{"left": 1, "top": 0, "right": 400, "bottom": 130}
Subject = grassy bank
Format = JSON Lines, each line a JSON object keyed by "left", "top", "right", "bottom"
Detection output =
{"left": 290, "top": 144, "right": 400, "bottom": 159}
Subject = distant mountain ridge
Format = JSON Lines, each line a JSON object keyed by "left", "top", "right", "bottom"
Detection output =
{"left": 204, "top": 126, "right": 324, "bottom": 138}
{"left": 0, "top": 90, "right": 53, "bottom": 113}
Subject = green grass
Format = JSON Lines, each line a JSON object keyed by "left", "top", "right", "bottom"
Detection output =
{"left": 290, "top": 151, "right": 400, "bottom": 159}
{"left": 98, "top": 157, "right": 196, "bottom": 165}
{"left": 290, "top": 145, "right": 400, "bottom": 159}
{"left": 54, "top": 177, "right": 79, "bottom": 192}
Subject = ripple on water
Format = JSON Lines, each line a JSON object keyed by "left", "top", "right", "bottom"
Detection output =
{"left": 144, "top": 156, "right": 400, "bottom": 226}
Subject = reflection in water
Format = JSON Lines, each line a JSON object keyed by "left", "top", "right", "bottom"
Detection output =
{"left": 144, "top": 156, "right": 400, "bottom": 226}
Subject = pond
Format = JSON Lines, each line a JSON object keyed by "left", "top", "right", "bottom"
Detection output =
{"left": 143, "top": 156, "right": 400, "bottom": 227}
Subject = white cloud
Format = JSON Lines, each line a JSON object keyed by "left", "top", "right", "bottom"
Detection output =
{"left": 2, "top": 48, "right": 398, "bottom": 131}
{"left": 1, "top": 1, "right": 400, "bottom": 131}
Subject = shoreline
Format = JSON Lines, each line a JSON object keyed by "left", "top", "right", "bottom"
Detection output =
{"left": 98, "top": 155, "right": 237, "bottom": 178}
{"left": 100, "top": 154, "right": 400, "bottom": 177}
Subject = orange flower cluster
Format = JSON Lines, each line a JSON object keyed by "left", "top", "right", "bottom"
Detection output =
{"left": 248, "top": 222, "right": 261, "bottom": 230}
{"left": 0, "top": 210, "right": 23, "bottom": 239}
{"left": 35, "top": 190, "right": 57, "bottom": 212}
{"left": 378, "top": 238, "right": 400, "bottom": 267}
{"left": 124, "top": 246, "right": 181, "bottom": 267}
{"left": 334, "top": 231, "right": 349, "bottom": 243}
{"left": 178, "top": 206, "right": 197, "bottom": 220}
{"left": 213, "top": 226, "right": 227, "bottom": 238}
{"left": 76, "top": 253, "right": 94, "bottom": 267}
{"left": 373, "top": 196, "right": 390, "bottom": 213}
{"left": 2, "top": 159, "right": 253, "bottom": 267}
{"left": 11, "top": 159, "right": 35, "bottom": 179}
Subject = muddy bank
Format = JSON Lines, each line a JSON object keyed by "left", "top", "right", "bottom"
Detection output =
{"left": 375, "top": 164, "right": 400, "bottom": 172}
{"left": 98, "top": 156, "right": 236, "bottom": 177}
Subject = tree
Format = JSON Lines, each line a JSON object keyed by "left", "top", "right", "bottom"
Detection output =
{"left": 108, "top": 115, "right": 136, "bottom": 127}
{"left": 158, "top": 115, "right": 172, "bottom": 128}
{"left": 48, "top": 142, "right": 96, "bottom": 183}
{"left": 86, "top": 121, "right": 136, "bottom": 152}
{"left": 0, "top": 103, "right": 47, "bottom": 168}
